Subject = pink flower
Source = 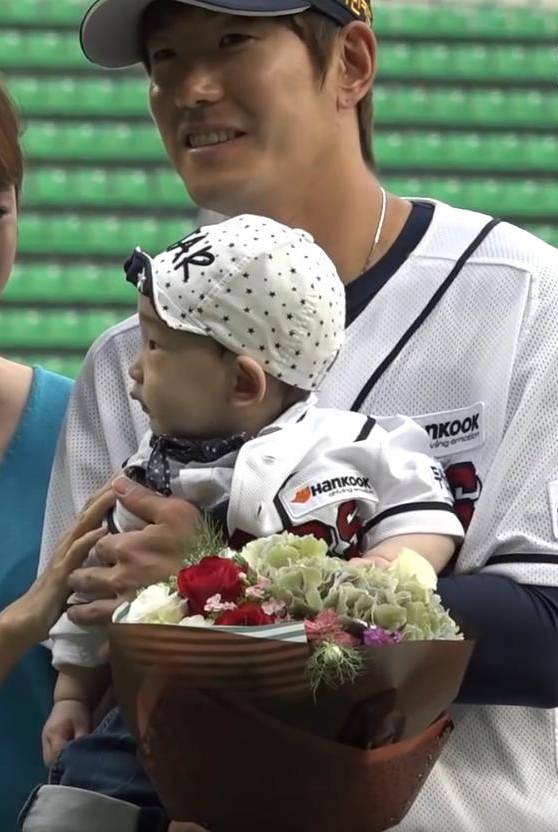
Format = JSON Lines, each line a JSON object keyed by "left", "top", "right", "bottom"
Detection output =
{"left": 203, "top": 594, "right": 238, "bottom": 614}
{"left": 362, "top": 627, "right": 403, "bottom": 646}
{"left": 245, "top": 585, "right": 266, "bottom": 600}
{"left": 304, "top": 610, "right": 359, "bottom": 647}
{"left": 245, "top": 576, "right": 272, "bottom": 600}
{"left": 261, "top": 598, "right": 286, "bottom": 617}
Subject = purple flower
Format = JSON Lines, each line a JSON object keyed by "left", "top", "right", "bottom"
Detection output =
{"left": 362, "top": 627, "right": 403, "bottom": 646}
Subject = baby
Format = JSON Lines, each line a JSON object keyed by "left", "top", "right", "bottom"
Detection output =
{"left": 44, "top": 214, "right": 463, "bottom": 763}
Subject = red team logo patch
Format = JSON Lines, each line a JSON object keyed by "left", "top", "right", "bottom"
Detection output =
{"left": 229, "top": 499, "right": 363, "bottom": 560}
{"left": 445, "top": 461, "right": 482, "bottom": 531}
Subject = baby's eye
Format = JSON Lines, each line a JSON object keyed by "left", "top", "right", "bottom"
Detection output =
{"left": 150, "top": 47, "right": 176, "bottom": 63}
{"left": 148, "top": 339, "right": 158, "bottom": 351}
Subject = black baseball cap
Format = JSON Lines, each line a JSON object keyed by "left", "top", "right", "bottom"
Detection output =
{"left": 80, "top": 0, "right": 372, "bottom": 68}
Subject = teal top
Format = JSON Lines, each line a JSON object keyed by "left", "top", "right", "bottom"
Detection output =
{"left": 0, "top": 367, "right": 73, "bottom": 830}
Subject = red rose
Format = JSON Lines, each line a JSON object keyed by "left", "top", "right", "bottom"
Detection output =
{"left": 215, "top": 602, "right": 275, "bottom": 626}
{"left": 177, "top": 556, "right": 244, "bottom": 615}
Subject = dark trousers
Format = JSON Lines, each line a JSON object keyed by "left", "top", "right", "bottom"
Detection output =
{"left": 50, "top": 707, "right": 169, "bottom": 832}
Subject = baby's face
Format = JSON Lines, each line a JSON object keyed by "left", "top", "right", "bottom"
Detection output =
{"left": 130, "top": 295, "right": 233, "bottom": 438}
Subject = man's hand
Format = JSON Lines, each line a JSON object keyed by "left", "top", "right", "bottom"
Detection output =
{"left": 67, "top": 475, "right": 201, "bottom": 627}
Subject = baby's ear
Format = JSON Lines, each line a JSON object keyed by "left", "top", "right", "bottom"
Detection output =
{"left": 230, "top": 355, "right": 267, "bottom": 407}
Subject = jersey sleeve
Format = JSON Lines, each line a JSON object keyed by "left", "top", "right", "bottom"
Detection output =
{"left": 38, "top": 318, "right": 148, "bottom": 574}
{"left": 49, "top": 614, "right": 108, "bottom": 669}
{"left": 459, "top": 256, "right": 558, "bottom": 586}
{"left": 360, "top": 415, "right": 464, "bottom": 549}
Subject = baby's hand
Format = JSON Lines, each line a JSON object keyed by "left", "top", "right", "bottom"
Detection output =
{"left": 349, "top": 552, "right": 393, "bottom": 569}
{"left": 42, "top": 699, "right": 91, "bottom": 767}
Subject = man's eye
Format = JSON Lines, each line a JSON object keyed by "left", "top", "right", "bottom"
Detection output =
{"left": 148, "top": 339, "right": 158, "bottom": 350}
{"left": 220, "top": 33, "right": 252, "bottom": 47}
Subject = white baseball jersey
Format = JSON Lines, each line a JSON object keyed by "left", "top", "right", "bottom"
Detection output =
{"left": 50, "top": 398, "right": 461, "bottom": 668}
{"left": 40, "top": 200, "right": 558, "bottom": 830}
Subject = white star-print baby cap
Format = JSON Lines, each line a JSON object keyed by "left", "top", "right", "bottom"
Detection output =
{"left": 125, "top": 214, "right": 345, "bottom": 391}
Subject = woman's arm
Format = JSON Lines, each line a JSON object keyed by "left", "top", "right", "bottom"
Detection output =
{"left": 0, "top": 487, "right": 114, "bottom": 684}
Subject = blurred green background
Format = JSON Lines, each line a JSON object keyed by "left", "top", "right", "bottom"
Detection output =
{"left": 1, "top": 0, "right": 557, "bottom": 378}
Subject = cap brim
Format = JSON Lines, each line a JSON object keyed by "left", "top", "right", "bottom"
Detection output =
{"left": 80, "top": 0, "right": 312, "bottom": 68}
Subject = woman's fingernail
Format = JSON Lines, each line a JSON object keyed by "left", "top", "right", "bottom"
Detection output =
{"left": 112, "top": 475, "right": 137, "bottom": 496}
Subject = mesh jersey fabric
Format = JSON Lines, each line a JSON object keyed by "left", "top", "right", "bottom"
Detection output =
{"left": 39, "top": 200, "right": 558, "bottom": 831}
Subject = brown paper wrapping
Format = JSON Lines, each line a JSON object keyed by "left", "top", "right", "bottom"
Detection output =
{"left": 109, "top": 623, "right": 473, "bottom": 831}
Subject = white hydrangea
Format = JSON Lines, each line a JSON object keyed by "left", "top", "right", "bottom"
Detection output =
{"left": 125, "top": 583, "right": 184, "bottom": 624}
{"left": 178, "top": 615, "right": 215, "bottom": 628}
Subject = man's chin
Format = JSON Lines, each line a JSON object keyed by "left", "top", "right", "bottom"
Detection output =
{"left": 179, "top": 168, "right": 265, "bottom": 218}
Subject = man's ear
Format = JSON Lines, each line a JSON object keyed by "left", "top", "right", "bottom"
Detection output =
{"left": 230, "top": 355, "right": 268, "bottom": 407}
{"left": 336, "top": 21, "right": 376, "bottom": 111}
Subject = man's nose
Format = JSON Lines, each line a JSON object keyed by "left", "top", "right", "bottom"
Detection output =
{"left": 174, "top": 62, "right": 224, "bottom": 109}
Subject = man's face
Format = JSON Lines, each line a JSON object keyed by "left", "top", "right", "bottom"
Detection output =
{"left": 0, "top": 186, "right": 17, "bottom": 295}
{"left": 145, "top": 4, "right": 339, "bottom": 217}
{"left": 130, "top": 294, "right": 233, "bottom": 438}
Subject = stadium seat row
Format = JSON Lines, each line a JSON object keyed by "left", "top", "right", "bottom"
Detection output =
{"left": 4, "top": 262, "right": 133, "bottom": 303}
{"left": 5, "top": 226, "right": 558, "bottom": 348}
{"left": 21, "top": 122, "right": 558, "bottom": 173}
{"left": 10, "top": 77, "right": 558, "bottom": 127}
{"left": 22, "top": 121, "right": 165, "bottom": 161}
{"left": 377, "top": 132, "right": 558, "bottom": 172}
{"left": 0, "top": 0, "right": 555, "bottom": 41}
{"left": 5, "top": 221, "right": 558, "bottom": 308}
{"left": 20, "top": 169, "right": 558, "bottom": 218}
{"left": 17, "top": 214, "right": 195, "bottom": 255}
{"left": 23, "top": 167, "right": 193, "bottom": 208}
{"left": 0, "top": 309, "right": 127, "bottom": 348}
{"left": 12, "top": 355, "right": 86, "bottom": 378}
{"left": 383, "top": 178, "right": 558, "bottom": 218}
{"left": 3, "top": 31, "right": 556, "bottom": 81}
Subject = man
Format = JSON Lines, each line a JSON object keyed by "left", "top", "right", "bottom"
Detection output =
{"left": 27, "top": 1, "right": 558, "bottom": 830}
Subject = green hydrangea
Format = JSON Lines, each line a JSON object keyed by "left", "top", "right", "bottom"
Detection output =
{"left": 240, "top": 533, "right": 330, "bottom": 573}
{"left": 236, "top": 533, "right": 462, "bottom": 641}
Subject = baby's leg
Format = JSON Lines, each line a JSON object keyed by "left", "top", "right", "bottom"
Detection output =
{"left": 20, "top": 708, "right": 168, "bottom": 832}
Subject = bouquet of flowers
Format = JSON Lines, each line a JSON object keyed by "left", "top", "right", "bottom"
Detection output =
{"left": 109, "top": 527, "right": 472, "bottom": 832}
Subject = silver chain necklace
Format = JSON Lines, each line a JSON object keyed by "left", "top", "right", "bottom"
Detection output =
{"left": 362, "top": 186, "right": 387, "bottom": 273}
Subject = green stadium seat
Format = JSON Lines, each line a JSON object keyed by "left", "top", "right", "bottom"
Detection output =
{"left": 22, "top": 122, "right": 164, "bottom": 162}
{"left": 2, "top": 263, "right": 62, "bottom": 301}
{"left": 385, "top": 176, "right": 558, "bottom": 219}
{"left": 153, "top": 169, "right": 196, "bottom": 208}
{"left": 0, "top": 0, "right": 90, "bottom": 25}
{"left": 11, "top": 77, "right": 558, "bottom": 128}
{"left": 391, "top": 42, "right": 548, "bottom": 82}
{"left": 38, "top": 356, "right": 85, "bottom": 378}
{"left": 375, "top": 4, "right": 557, "bottom": 41}
{"left": 5, "top": 355, "right": 85, "bottom": 378}
{"left": 0, "top": 310, "right": 44, "bottom": 347}
{"left": 4, "top": 262, "right": 136, "bottom": 304}
{"left": 526, "top": 226, "right": 558, "bottom": 248}
{"left": 0, "top": 309, "right": 126, "bottom": 349}
{"left": 22, "top": 168, "right": 195, "bottom": 209}
{"left": 0, "top": 31, "right": 84, "bottom": 68}
{"left": 18, "top": 214, "right": 195, "bottom": 257}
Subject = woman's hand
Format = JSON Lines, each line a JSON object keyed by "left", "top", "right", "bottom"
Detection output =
{"left": 0, "top": 485, "right": 114, "bottom": 651}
